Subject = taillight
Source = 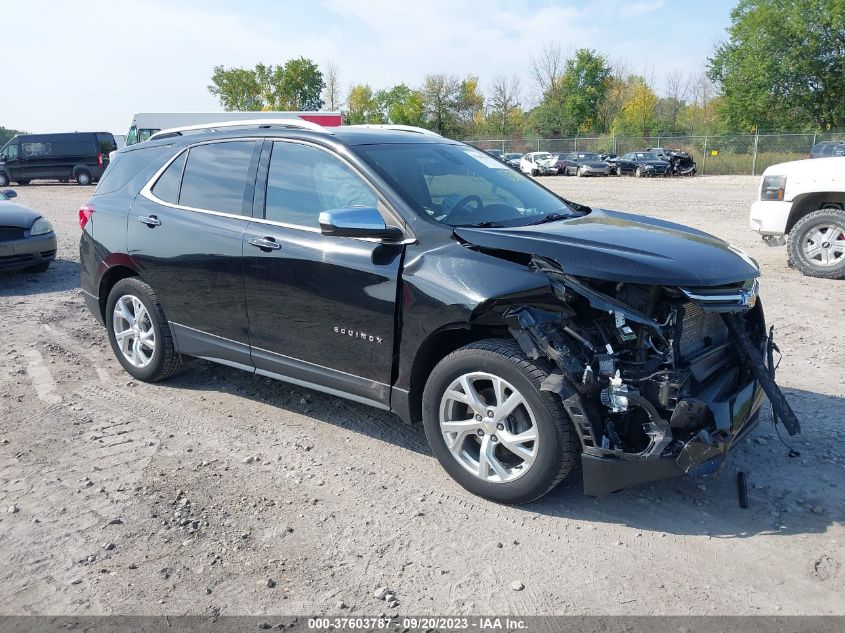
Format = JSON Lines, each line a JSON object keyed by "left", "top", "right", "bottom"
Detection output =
{"left": 97, "top": 152, "right": 103, "bottom": 167}
{"left": 79, "top": 204, "right": 94, "bottom": 230}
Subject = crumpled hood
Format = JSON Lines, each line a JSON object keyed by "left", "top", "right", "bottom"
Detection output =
{"left": 453, "top": 208, "right": 759, "bottom": 286}
{"left": 0, "top": 201, "right": 41, "bottom": 229}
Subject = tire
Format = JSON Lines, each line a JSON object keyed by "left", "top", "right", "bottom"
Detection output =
{"left": 0, "top": 172, "right": 8, "bottom": 187}
{"left": 17, "top": 179, "right": 30, "bottom": 186}
{"left": 531, "top": 168, "right": 538, "bottom": 177}
{"left": 577, "top": 167, "right": 583, "bottom": 177}
{"left": 635, "top": 167, "right": 642, "bottom": 178}
{"left": 786, "top": 208, "right": 845, "bottom": 279}
{"left": 422, "top": 339, "right": 578, "bottom": 504}
{"left": 615, "top": 166, "right": 622, "bottom": 177}
{"left": 24, "top": 262, "right": 50, "bottom": 273}
{"left": 75, "top": 169, "right": 92, "bottom": 186}
{"left": 105, "top": 277, "right": 182, "bottom": 381}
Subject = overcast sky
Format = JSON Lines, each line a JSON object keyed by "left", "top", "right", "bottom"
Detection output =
{"left": 2, "top": 0, "right": 735, "bottom": 135}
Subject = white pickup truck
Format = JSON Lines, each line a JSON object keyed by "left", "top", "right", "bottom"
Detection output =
{"left": 750, "top": 156, "right": 845, "bottom": 279}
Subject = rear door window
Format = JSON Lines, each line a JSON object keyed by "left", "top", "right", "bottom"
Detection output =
{"left": 97, "top": 133, "right": 117, "bottom": 154}
{"left": 178, "top": 141, "right": 256, "bottom": 214}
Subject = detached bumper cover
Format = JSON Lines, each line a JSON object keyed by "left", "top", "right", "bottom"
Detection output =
{"left": 582, "top": 374, "right": 765, "bottom": 496}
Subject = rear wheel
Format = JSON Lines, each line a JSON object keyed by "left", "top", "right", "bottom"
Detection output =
{"left": 0, "top": 172, "right": 8, "bottom": 187}
{"left": 105, "top": 277, "right": 181, "bottom": 381}
{"left": 787, "top": 208, "right": 845, "bottom": 279}
{"left": 422, "top": 339, "right": 578, "bottom": 504}
{"left": 75, "top": 169, "right": 92, "bottom": 186}
{"left": 16, "top": 179, "right": 30, "bottom": 186}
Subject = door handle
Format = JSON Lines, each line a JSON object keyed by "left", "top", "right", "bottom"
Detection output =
{"left": 138, "top": 215, "right": 161, "bottom": 227}
{"left": 248, "top": 237, "right": 282, "bottom": 251}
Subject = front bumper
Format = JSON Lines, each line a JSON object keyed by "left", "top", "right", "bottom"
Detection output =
{"left": 0, "top": 233, "right": 57, "bottom": 271}
{"left": 582, "top": 373, "right": 766, "bottom": 496}
{"left": 580, "top": 166, "right": 611, "bottom": 176}
{"left": 750, "top": 200, "right": 792, "bottom": 236}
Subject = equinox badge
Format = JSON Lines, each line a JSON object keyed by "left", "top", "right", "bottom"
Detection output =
{"left": 334, "top": 326, "right": 383, "bottom": 344}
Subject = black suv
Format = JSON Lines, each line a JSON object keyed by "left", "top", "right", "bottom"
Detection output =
{"left": 0, "top": 132, "right": 117, "bottom": 186}
{"left": 79, "top": 123, "right": 799, "bottom": 503}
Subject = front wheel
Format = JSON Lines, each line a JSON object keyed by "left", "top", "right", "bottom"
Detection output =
{"left": 787, "top": 208, "right": 845, "bottom": 279}
{"left": 577, "top": 167, "right": 583, "bottom": 177}
{"left": 635, "top": 167, "right": 642, "bottom": 178}
{"left": 105, "top": 277, "right": 182, "bottom": 381}
{"left": 615, "top": 166, "right": 622, "bottom": 177}
{"left": 422, "top": 339, "right": 578, "bottom": 504}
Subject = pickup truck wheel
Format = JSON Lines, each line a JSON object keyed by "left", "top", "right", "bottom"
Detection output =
{"left": 422, "top": 339, "right": 578, "bottom": 504}
{"left": 105, "top": 277, "right": 182, "bottom": 381}
{"left": 787, "top": 208, "right": 845, "bottom": 279}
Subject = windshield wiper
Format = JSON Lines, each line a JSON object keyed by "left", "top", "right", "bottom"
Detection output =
{"left": 452, "top": 220, "right": 506, "bottom": 228}
{"left": 526, "top": 212, "right": 573, "bottom": 225}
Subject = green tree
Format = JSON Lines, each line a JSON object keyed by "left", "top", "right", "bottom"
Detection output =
{"left": 375, "top": 84, "right": 426, "bottom": 126}
{"left": 454, "top": 75, "right": 485, "bottom": 137}
{"left": 208, "top": 58, "right": 324, "bottom": 111}
{"left": 558, "top": 49, "right": 612, "bottom": 133}
{"left": 421, "top": 74, "right": 461, "bottom": 135}
{"left": 208, "top": 65, "right": 264, "bottom": 111}
{"left": 346, "top": 84, "right": 382, "bottom": 124}
{"left": 613, "top": 77, "right": 658, "bottom": 137}
{"left": 708, "top": 0, "right": 845, "bottom": 130}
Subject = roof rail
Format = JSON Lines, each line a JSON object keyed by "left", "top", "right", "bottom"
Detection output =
{"left": 347, "top": 124, "right": 441, "bottom": 137}
{"left": 148, "top": 118, "right": 331, "bottom": 141}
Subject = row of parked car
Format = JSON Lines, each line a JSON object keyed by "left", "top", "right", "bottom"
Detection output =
{"left": 485, "top": 148, "right": 697, "bottom": 178}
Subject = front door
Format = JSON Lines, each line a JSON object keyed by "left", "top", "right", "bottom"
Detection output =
{"left": 127, "top": 139, "right": 260, "bottom": 369}
{"left": 243, "top": 140, "right": 403, "bottom": 407}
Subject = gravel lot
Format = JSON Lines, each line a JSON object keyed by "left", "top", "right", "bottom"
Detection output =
{"left": 1, "top": 175, "right": 842, "bottom": 616}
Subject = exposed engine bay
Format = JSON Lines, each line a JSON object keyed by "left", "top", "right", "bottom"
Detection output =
{"left": 503, "top": 256, "right": 801, "bottom": 495}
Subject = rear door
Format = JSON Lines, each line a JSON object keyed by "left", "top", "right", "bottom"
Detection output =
{"left": 128, "top": 139, "right": 260, "bottom": 369}
{"left": 242, "top": 140, "right": 403, "bottom": 407}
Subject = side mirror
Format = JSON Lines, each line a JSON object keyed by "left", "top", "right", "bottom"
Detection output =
{"left": 2, "top": 189, "right": 16, "bottom": 198}
{"left": 319, "top": 207, "right": 403, "bottom": 241}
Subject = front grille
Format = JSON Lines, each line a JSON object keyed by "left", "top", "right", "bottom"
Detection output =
{"left": 0, "top": 227, "right": 25, "bottom": 242}
{"left": 677, "top": 302, "right": 729, "bottom": 359}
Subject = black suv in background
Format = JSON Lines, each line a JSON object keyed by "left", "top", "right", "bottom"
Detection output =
{"left": 79, "top": 123, "right": 799, "bottom": 503}
{"left": 0, "top": 132, "right": 116, "bottom": 186}
{"left": 809, "top": 141, "right": 845, "bottom": 159}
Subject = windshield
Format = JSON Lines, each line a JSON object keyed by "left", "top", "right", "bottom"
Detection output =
{"left": 578, "top": 153, "right": 601, "bottom": 161}
{"left": 356, "top": 143, "right": 577, "bottom": 227}
{"left": 635, "top": 152, "right": 660, "bottom": 161}
{"left": 534, "top": 153, "right": 554, "bottom": 161}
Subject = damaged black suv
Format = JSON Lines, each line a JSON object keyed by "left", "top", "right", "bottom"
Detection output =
{"left": 80, "top": 122, "right": 800, "bottom": 504}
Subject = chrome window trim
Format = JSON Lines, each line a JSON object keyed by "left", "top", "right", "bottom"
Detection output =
{"left": 139, "top": 136, "right": 414, "bottom": 243}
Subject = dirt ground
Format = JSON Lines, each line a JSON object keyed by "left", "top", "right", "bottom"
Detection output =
{"left": 0, "top": 176, "right": 842, "bottom": 617}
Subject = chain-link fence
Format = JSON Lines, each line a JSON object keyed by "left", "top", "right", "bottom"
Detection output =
{"left": 467, "top": 132, "right": 845, "bottom": 175}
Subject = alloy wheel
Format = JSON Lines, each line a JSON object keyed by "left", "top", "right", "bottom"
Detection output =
{"left": 439, "top": 372, "right": 539, "bottom": 484}
{"left": 802, "top": 223, "right": 845, "bottom": 266}
{"left": 112, "top": 294, "right": 156, "bottom": 368}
